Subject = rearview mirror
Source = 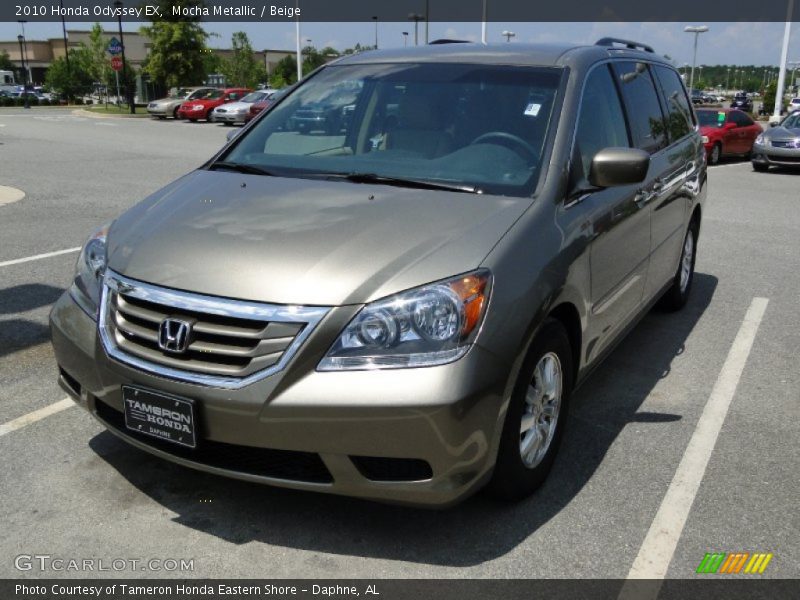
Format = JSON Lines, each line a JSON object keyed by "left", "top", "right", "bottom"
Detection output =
{"left": 588, "top": 147, "right": 650, "bottom": 188}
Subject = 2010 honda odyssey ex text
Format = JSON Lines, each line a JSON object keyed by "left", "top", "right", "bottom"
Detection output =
{"left": 50, "top": 38, "right": 706, "bottom": 507}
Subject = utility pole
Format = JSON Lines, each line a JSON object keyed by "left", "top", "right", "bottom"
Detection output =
{"left": 684, "top": 25, "right": 709, "bottom": 94}
{"left": 773, "top": 0, "right": 795, "bottom": 121}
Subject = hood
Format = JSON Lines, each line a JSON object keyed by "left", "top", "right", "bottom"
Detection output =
{"left": 107, "top": 170, "right": 532, "bottom": 306}
{"left": 151, "top": 97, "right": 181, "bottom": 106}
{"left": 215, "top": 101, "right": 250, "bottom": 112}
{"left": 764, "top": 125, "right": 800, "bottom": 140}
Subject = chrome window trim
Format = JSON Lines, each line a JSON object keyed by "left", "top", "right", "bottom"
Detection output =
{"left": 98, "top": 270, "right": 330, "bottom": 389}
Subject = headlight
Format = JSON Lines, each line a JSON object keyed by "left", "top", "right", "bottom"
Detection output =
{"left": 318, "top": 270, "right": 491, "bottom": 371}
{"left": 701, "top": 135, "right": 709, "bottom": 144}
{"left": 755, "top": 134, "right": 767, "bottom": 146}
{"left": 69, "top": 223, "right": 110, "bottom": 319}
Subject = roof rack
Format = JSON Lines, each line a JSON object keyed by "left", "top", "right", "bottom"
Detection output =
{"left": 595, "top": 37, "right": 655, "bottom": 53}
{"left": 428, "top": 39, "right": 471, "bottom": 45}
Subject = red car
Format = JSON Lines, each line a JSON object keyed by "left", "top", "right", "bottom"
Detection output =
{"left": 176, "top": 88, "right": 252, "bottom": 122}
{"left": 697, "top": 108, "right": 762, "bottom": 165}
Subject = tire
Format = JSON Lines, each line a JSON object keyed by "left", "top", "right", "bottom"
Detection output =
{"left": 752, "top": 162, "right": 769, "bottom": 172}
{"left": 172, "top": 107, "right": 179, "bottom": 119}
{"left": 157, "top": 116, "right": 166, "bottom": 120}
{"left": 487, "top": 319, "right": 573, "bottom": 501}
{"left": 708, "top": 143, "right": 722, "bottom": 165}
{"left": 659, "top": 222, "right": 698, "bottom": 312}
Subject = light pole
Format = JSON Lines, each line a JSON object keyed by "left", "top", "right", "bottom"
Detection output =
{"left": 501, "top": 30, "right": 516, "bottom": 42}
{"left": 372, "top": 16, "right": 378, "bottom": 49}
{"left": 773, "top": 0, "right": 794, "bottom": 121}
{"left": 408, "top": 13, "right": 424, "bottom": 46}
{"left": 402, "top": 32, "right": 408, "bottom": 47}
{"left": 684, "top": 25, "right": 709, "bottom": 94}
{"left": 698, "top": 65, "right": 704, "bottom": 89}
{"left": 294, "top": 0, "right": 301, "bottom": 82}
{"left": 113, "top": 0, "right": 134, "bottom": 114}
{"left": 17, "top": 34, "right": 29, "bottom": 109}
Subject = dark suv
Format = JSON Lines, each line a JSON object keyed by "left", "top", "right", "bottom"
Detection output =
{"left": 51, "top": 38, "right": 706, "bottom": 506}
{"left": 731, "top": 93, "right": 753, "bottom": 112}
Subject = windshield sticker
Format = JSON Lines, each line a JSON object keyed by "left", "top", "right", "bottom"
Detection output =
{"left": 718, "top": 112, "right": 726, "bottom": 122}
{"left": 524, "top": 103, "right": 542, "bottom": 117}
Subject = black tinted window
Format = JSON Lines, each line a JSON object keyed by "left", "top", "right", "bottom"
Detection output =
{"left": 729, "top": 111, "right": 754, "bottom": 127}
{"left": 613, "top": 62, "right": 667, "bottom": 154}
{"left": 653, "top": 66, "right": 694, "bottom": 141}
{"left": 574, "top": 65, "right": 630, "bottom": 179}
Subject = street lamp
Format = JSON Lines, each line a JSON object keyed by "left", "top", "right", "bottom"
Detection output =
{"left": 113, "top": 0, "right": 135, "bottom": 114}
{"left": 408, "top": 13, "right": 424, "bottom": 46}
{"left": 501, "top": 30, "right": 516, "bottom": 42}
{"left": 402, "top": 32, "right": 408, "bottom": 47}
{"left": 684, "top": 25, "right": 709, "bottom": 94}
{"left": 372, "top": 16, "right": 378, "bottom": 50}
{"left": 17, "top": 34, "right": 29, "bottom": 109}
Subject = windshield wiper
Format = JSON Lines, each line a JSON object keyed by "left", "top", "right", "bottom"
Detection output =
{"left": 208, "top": 162, "right": 277, "bottom": 176}
{"left": 321, "top": 172, "right": 482, "bottom": 194}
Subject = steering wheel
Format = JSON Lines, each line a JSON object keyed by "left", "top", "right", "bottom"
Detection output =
{"left": 470, "top": 131, "right": 539, "bottom": 163}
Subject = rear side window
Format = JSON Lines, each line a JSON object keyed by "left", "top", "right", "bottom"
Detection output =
{"left": 574, "top": 65, "right": 630, "bottom": 179}
{"left": 729, "top": 111, "right": 754, "bottom": 127}
{"left": 613, "top": 62, "right": 667, "bottom": 154}
{"left": 653, "top": 65, "right": 694, "bottom": 141}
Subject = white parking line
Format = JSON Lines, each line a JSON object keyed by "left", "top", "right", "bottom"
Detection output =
{"left": 619, "top": 297, "right": 769, "bottom": 596}
{"left": 0, "top": 398, "right": 75, "bottom": 438}
{"left": 0, "top": 247, "right": 80, "bottom": 268}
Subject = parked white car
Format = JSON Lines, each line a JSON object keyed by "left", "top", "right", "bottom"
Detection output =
{"left": 211, "top": 90, "right": 271, "bottom": 125}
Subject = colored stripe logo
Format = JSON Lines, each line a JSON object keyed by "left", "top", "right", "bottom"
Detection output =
{"left": 696, "top": 552, "right": 773, "bottom": 574}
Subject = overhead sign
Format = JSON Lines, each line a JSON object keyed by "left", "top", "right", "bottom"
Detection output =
{"left": 110, "top": 56, "right": 123, "bottom": 72}
{"left": 107, "top": 37, "right": 122, "bottom": 56}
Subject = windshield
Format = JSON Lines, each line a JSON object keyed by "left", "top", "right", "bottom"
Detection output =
{"left": 782, "top": 113, "right": 800, "bottom": 129}
{"left": 221, "top": 63, "right": 561, "bottom": 197}
{"left": 200, "top": 90, "right": 223, "bottom": 100}
{"left": 697, "top": 110, "right": 727, "bottom": 128}
{"left": 241, "top": 91, "right": 267, "bottom": 103}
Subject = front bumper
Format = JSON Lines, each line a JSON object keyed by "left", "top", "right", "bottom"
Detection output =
{"left": 751, "top": 142, "right": 800, "bottom": 167}
{"left": 213, "top": 112, "right": 247, "bottom": 124}
{"left": 49, "top": 291, "right": 509, "bottom": 507}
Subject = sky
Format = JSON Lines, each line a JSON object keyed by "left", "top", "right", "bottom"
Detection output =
{"left": 2, "top": 21, "right": 800, "bottom": 67}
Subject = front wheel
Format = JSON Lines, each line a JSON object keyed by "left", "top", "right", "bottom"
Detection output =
{"left": 752, "top": 162, "right": 769, "bottom": 172}
{"left": 487, "top": 319, "right": 573, "bottom": 501}
{"left": 708, "top": 143, "right": 722, "bottom": 165}
{"left": 659, "top": 223, "right": 697, "bottom": 311}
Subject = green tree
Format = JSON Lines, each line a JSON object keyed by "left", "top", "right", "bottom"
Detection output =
{"left": 87, "top": 22, "right": 111, "bottom": 85}
{"left": 272, "top": 55, "right": 297, "bottom": 86}
{"left": 45, "top": 48, "right": 95, "bottom": 98}
{"left": 301, "top": 46, "right": 326, "bottom": 75}
{"left": 220, "top": 31, "right": 261, "bottom": 88}
{"left": 140, "top": 0, "right": 210, "bottom": 88}
{"left": 0, "top": 49, "right": 14, "bottom": 71}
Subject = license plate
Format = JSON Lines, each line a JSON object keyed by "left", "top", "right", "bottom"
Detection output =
{"left": 122, "top": 386, "right": 196, "bottom": 448}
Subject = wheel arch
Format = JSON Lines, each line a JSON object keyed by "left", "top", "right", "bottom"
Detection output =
{"left": 546, "top": 302, "right": 582, "bottom": 386}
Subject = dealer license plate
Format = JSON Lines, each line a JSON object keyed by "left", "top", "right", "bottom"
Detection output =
{"left": 122, "top": 386, "right": 196, "bottom": 448}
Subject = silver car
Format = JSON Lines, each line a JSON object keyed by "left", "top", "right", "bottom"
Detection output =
{"left": 752, "top": 111, "right": 800, "bottom": 171}
{"left": 50, "top": 40, "right": 705, "bottom": 507}
{"left": 211, "top": 90, "right": 271, "bottom": 125}
{"left": 147, "top": 87, "right": 216, "bottom": 119}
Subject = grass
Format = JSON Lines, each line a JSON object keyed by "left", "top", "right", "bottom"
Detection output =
{"left": 83, "top": 104, "right": 150, "bottom": 117}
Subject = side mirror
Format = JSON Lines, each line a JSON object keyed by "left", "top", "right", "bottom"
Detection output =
{"left": 770, "top": 121, "right": 778, "bottom": 128}
{"left": 588, "top": 147, "right": 650, "bottom": 188}
{"left": 226, "top": 129, "right": 240, "bottom": 142}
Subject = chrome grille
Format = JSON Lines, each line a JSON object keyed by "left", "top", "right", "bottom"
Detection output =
{"left": 99, "top": 271, "right": 329, "bottom": 389}
{"left": 771, "top": 139, "right": 800, "bottom": 149}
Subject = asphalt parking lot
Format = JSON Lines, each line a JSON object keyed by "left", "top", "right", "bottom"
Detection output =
{"left": 1, "top": 108, "right": 798, "bottom": 580}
